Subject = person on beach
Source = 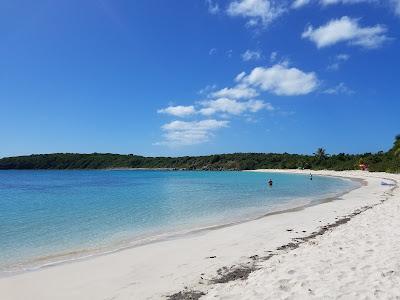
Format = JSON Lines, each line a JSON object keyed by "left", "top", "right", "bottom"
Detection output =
{"left": 268, "top": 179, "right": 273, "bottom": 186}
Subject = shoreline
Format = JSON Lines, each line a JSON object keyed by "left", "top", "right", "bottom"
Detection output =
{"left": 0, "top": 170, "right": 398, "bottom": 299}
{"left": 0, "top": 172, "right": 359, "bottom": 278}
{"left": 202, "top": 171, "right": 400, "bottom": 299}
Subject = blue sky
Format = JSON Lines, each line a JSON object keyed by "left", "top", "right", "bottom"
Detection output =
{"left": 1, "top": 0, "right": 399, "bottom": 158}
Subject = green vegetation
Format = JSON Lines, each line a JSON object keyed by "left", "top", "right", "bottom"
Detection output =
{"left": 1, "top": 137, "right": 399, "bottom": 173}
{"left": 393, "top": 134, "right": 400, "bottom": 158}
{"left": 314, "top": 148, "right": 328, "bottom": 162}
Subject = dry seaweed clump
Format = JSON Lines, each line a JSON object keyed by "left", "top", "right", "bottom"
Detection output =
{"left": 167, "top": 290, "right": 205, "bottom": 300}
{"left": 211, "top": 265, "right": 257, "bottom": 284}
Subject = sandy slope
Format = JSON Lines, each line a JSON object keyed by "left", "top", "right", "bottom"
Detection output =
{"left": 0, "top": 170, "right": 398, "bottom": 299}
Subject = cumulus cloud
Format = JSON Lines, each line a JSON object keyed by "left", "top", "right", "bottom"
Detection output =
{"left": 210, "top": 85, "right": 259, "bottom": 99}
{"left": 302, "top": 16, "right": 389, "bottom": 49}
{"left": 199, "top": 98, "right": 273, "bottom": 116}
{"left": 240, "top": 63, "right": 319, "bottom": 95}
{"left": 158, "top": 63, "right": 318, "bottom": 119}
{"left": 157, "top": 62, "right": 320, "bottom": 146}
{"left": 241, "top": 49, "right": 262, "bottom": 61}
{"left": 157, "top": 105, "right": 196, "bottom": 117}
{"left": 158, "top": 87, "right": 272, "bottom": 121}
{"left": 210, "top": 0, "right": 399, "bottom": 30}
{"left": 158, "top": 119, "right": 229, "bottom": 146}
{"left": 226, "top": 0, "right": 285, "bottom": 27}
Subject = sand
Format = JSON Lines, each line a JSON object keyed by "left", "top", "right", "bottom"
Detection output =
{"left": 0, "top": 170, "right": 399, "bottom": 299}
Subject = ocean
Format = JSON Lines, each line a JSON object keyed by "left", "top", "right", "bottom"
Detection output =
{"left": 0, "top": 170, "right": 358, "bottom": 273}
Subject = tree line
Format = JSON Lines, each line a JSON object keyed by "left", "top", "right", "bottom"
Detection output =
{"left": 1, "top": 136, "right": 399, "bottom": 173}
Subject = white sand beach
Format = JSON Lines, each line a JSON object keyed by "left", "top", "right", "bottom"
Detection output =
{"left": 0, "top": 170, "right": 399, "bottom": 299}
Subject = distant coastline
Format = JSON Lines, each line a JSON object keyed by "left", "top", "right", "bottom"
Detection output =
{"left": 1, "top": 141, "right": 399, "bottom": 173}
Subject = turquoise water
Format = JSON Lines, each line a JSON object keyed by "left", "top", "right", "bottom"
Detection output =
{"left": 0, "top": 170, "right": 357, "bottom": 273}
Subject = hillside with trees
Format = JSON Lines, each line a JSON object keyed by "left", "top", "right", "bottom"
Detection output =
{"left": 1, "top": 136, "right": 399, "bottom": 173}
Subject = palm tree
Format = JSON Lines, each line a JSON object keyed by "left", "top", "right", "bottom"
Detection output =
{"left": 314, "top": 148, "right": 327, "bottom": 161}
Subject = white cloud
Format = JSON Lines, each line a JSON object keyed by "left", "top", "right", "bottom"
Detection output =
{"left": 292, "top": 0, "right": 312, "bottom": 8}
{"left": 205, "top": 0, "right": 220, "bottom": 14}
{"left": 241, "top": 49, "right": 262, "bottom": 61}
{"left": 302, "top": 16, "right": 389, "bottom": 49}
{"left": 269, "top": 51, "right": 278, "bottom": 62}
{"left": 327, "top": 62, "right": 340, "bottom": 71}
{"left": 323, "top": 82, "right": 355, "bottom": 94}
{"left": 199, "top": 98, "right": 273, "bottom": 116}
{"left": 210, "top": 85, "right": 259, "bottom": 99}
{"left": 240, "top": 63, "right": 319, "bottom": 95}
{"left": 157, "top": 105, "right": 196, "bottom": 117}
{"left": 162, "top": 119, "right": 228, "bottom": 131}
{"left": 157, "top": 62, "right": 321, "bottom": 146}
{"left": 209, "top": 48, "right": 217, "bottom": 55}
{"left": 226, "top": 0, "right": 285, "bottom": 27}
{"left": 320, "top": 0, "right": 374, "bottom": 5}
{"left": 198, "top": 84, "right": 217, "bottom": 95}
{"left": 336, "top": 53, "right": 350, "bottom": 61}
{"left": 159, "top": 119, "right": 229, "bottom": 146}
{"left": 250, "top": 100, "right": 274, "bottom": 112}
{"left": 294, "top": 0, "right": 400, "bottom": 18}
{"left": 293, "top": 0, "right": 376, "bottom": 7}
{"left": 327, "top": 53, "right": 350, "bottom": 70}
{"left": 235, "top": 71, "right": 247, "bottom": 82}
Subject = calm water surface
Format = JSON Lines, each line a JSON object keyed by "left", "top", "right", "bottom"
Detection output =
{"left": 0, "top": 170, "right": 358, "bottom": 273}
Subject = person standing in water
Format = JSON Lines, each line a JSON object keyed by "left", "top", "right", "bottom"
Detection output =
{"left": 310, "top": 173, "right": 313, "bottom": 180}
{"left": 268, "top": 179, "right": 273, "bottom": 186}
